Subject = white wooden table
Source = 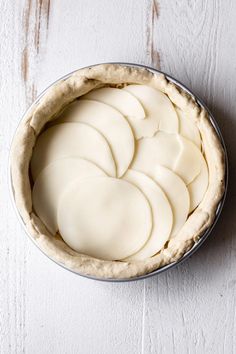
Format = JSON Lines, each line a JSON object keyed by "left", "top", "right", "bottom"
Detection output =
{"left": 1, "top": 1, "right": 235, "bottom": 353}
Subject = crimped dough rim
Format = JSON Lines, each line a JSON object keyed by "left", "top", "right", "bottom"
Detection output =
{"left": 10, "top": 64, "right": 226, "bottom": 279}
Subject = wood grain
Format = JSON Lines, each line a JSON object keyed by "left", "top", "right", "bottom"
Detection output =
{"left": 146, "top": 0, "right": 161, "bottom": 69}
{"left": 1, "top": 1, "right": 236, "bottom": 353}
{"left": 22, "top": 1, "right": 147, "bottom": 353}
{"left": 143, "top": 1, "right": 236, "bottom": 353}
{"left": 0, "top": 2, "right": 27, "bottom": 353}
{"left": 21, "top": 0, "right": 50, "bottom": 103}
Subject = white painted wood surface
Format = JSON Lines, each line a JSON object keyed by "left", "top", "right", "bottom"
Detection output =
{"left": 1, "top": 1, "right": 235, "bottom": 353}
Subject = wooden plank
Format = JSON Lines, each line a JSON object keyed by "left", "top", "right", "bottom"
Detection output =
{"left": 145, "top": 0, "right": 161, "bottom": 69}
{"left": 1, "top": 0, "right": 236, "bottom": 353}
{"left": 21, "top": 1, "right": 149, "bottom": 353}
{"left": 142, "top": 1, "right": 236, "bottom": 353}
{"left": 0, "top": 1, "right": 28, "bottom": 353}
{"left": 21, "top": 0, "right": 51, "bottom": 104}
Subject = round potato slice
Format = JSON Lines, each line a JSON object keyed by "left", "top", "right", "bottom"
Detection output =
{"left": 132, "top": 132, "right": 205, "bottom": 184}
{"left": 131, "top": 132, "right": 180, "bottom": 175}
{"left": 176, "top": 107, "right": 201, "bottom": 149}
{"left": 32, "top": 157, "right": 106, "bottom": 234}
{"left": 188, "top": 159, "right": 209, "bottom": 212}
{"left": 31, "top": 122, "right": 116, "bottom": 181}
{"left": 84, "top": 87, "right": 145, "bottom": 119}
{"left": 123, "top": 170, "right": 173, "bottom": 260}
{"left": 175, "top": 135, "right": 205, "bottom": 184}
{"left": 153, "top": 166, "right": 190, "bottom": 237}
{"left": 123, "top": 85, "right": 178, "bottom": 138}
{"left": 57, "top": 177, "right": 152, "bottom": 261}
{"left": 54, "top": 99, "right": 134, "bottom": 177}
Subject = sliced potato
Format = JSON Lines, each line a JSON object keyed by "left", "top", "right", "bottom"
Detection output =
{"left": 123, "top": 169, "right": 173, "bottom": 260}
{"left": 84, "top": 87, "right": 145, "bottom": 119}
{"left": 132, "top": 132, "right": 205, "bottom": 184}
{"left": 54, "top": 99, "right": 134, "bottom": 177}
{"left": 31, "top": 122, "right": 116, "bottom": 180}
{"left": 176, "top": 107, "right": 201, "bottom": 149}
{"left": 32, "top": 157, "right": 106, "bottom": 234}
{"left": 57, "top": 177, "right": 152, "bottom": 261}
{"left": 123, "top": 84, "right": 178, "bottom": 138}
{"left": 188, "top": 159, "right": 209, "bottom": 212}
{"left": 153, "top": 165, "right": 190, "bottom": 237}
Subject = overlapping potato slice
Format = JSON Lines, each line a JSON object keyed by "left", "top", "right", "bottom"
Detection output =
{"left": 153, "top": 166, "right": 190, "bottom": 237}
{"left": 54, "top": 99, "right": 134, "bottom": 177}
{"left": 31, "top": 122, "right": 116, "bottom": 181}
{"left": 123, "top": 84, "right": 179, "bottom": 138}
{"left": 57, "top": 177, "right": 152, "bottom": 261}
{"left": 188, "top": 159, "right": 208, "bottom": 212}
{"left": 30, "top": 83, "right": 209, "bottom": 263}
{"left": 175, "top": 136, "right": 206, "bottom": 184}
{"left": 84, "top": 87, "right": 145, "bottom": 119}
{"left": 123, "top": 169, "right": 173, "bottom": 260}
{"left": 32, "top": 157, "right": 106, "bottom": 234}
{"left": 176, "top": 107, "right": 201, "bottom": 149}
{"left": 132, "top": 132, "right": 205, "bottom": 185}
{"left": 131, "top": 132, "right": 179, "bottom": 173}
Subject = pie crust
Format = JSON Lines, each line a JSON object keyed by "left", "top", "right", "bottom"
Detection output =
{"left": 10, "top": 64, "right": 225, "bottom": 279}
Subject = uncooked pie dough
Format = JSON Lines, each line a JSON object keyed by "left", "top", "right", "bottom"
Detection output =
{"left": 30, "top": 83, "right": 209, "bottom": 261}
{"left": 10, "top": 64, "right": 225, "bottom": 279}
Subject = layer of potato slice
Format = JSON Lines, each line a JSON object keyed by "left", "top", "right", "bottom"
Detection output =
{"left": 54, "top": 99, "right": 134, "bottom": 177}
{"left": 123, "top": 169, "right": 173, "bottom": 260}
{"left": 31, "top": 122, "right": 116, "bottom": 181}
{"left": 187, "top": 159, "right": 209, "bottom": 212}
{"left": 132, "top": 132, "right": 205, "bottom": 185}
{"left": 30, "top": 84, "right": 209, "bottom": 263}
{"left": 176, "top": 107, "right": 201, "bottom": 149}
{"left": 174, "top": 135, "right": 206, "bottom": 184}
{"left": 32, "top": 157, "right": 106, "bottom": 234}
{"left": 153, "top": 165, "right": 190, "bottom": 237}
{"left": 57, "top": 177, "right": 152, "bottom": 261}
{"left": 84, "top": 87, "right": 145, "bottom": 120}
{"left": 132, "top": 132, "right": 179, "bottom": 173}
{"left": 123, "top": 84, "right": 179, "bottom": 138}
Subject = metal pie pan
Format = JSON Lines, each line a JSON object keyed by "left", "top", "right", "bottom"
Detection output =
{"left": 9, "top": 62, "right": 228, "bottom": 282}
